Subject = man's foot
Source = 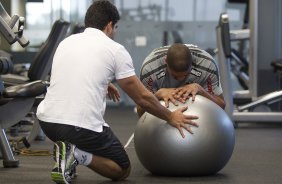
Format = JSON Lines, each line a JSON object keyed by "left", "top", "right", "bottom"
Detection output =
{"left": 51, "top": 141, "right": 78, "bottom": 184}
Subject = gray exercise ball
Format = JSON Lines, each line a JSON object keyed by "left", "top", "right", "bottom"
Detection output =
{"left": 134, "top": 95, "right": 235, "bottom": 176}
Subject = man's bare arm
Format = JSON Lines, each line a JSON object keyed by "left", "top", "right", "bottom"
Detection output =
{"left": 175, "top": 83, "right": 225, "bottom": 109}
{"left": 117, "top": 76, "right": 199, "bottom": 138}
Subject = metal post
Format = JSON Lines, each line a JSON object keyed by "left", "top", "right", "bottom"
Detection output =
{"left": 248, "top": 0, "right": 258, "bottom": 98}
{"left": 0, "top": 129, "right": 19, "bottom": 167}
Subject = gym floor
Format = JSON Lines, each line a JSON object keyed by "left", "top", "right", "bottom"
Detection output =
{"left": 0, "top": 106, "right": 282, "bottom": 184}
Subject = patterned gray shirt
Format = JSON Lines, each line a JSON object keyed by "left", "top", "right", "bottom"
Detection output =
{"left": 140, "top": 44, "right": 223, "bottom": 95}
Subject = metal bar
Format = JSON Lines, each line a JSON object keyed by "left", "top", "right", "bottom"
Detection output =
{"left": 233, "top": 112, "right": 282, "bottom": 122}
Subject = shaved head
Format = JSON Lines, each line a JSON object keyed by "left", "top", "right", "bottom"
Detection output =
{"left": 166, "top": 43, "right": 192, "bottom": 72}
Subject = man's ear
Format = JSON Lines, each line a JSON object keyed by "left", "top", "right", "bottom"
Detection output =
{"left": 105, "top": 21, "right": 112, "bottom": 30}
{"left": 103, "top": 21, "right": 113, "bottom": 35}
{"left": 108, "top": 21, "right": 113, "bottom": 27}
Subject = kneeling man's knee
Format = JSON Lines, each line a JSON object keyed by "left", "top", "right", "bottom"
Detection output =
{"left": 112, "top": 165, "right": 131, "bottom": 181}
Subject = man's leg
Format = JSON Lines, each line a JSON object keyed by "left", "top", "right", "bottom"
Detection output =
{"left": 73, "top": 126, "right": 131, "bottom": 180}
{"left": 87, "top": 155, "right": 131, "bottom": 181}
{"left": 51, "top": 141, "right": 130, "bottom": 182}
{"left": 39, "top": 121, "right": 130, "bottom": 181}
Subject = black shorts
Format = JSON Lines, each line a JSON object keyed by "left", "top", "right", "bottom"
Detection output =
{"left": 39, "top": 121, "right": 130, "bottom": 169}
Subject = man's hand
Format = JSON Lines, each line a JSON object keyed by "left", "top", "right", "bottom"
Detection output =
{"left": 174, "top": 83, "right": 203, "bottom": 102}
{"left": 168, "top": 106, "right": 199, "bottom": 138}
{"left": 155, "top": 88, "right": 179, "bottom": 107}
{"left": 107, "top": 83, "right": 120, "bottom": 102}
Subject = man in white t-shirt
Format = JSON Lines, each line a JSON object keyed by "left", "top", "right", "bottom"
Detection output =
{"left": 37, "top": 1, "right": 198, "bottom": 183}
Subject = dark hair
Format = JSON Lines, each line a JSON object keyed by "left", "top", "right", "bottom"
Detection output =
{"left": 84, "top": 0, "right": 120, "bottom": 30}
{"left": 166, "top": 43, "right": 192, "bottom": 72}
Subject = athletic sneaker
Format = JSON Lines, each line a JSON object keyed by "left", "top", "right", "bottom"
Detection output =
{"left": 51, "top": 141, "right": 78, "bottom": 184}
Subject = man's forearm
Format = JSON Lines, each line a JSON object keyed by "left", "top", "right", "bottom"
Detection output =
{"left": 136, "top": 105, "right": 145, "bottom": 117}
{"left": 118, "top": 76, "right": 172, "bottom": 120}
{"left": 137, "top": 92, "right": 172, "bottom": 122}
{"left": 138, "top": 88, "right": 175, "bottom": 117}
{"left": 136, "top": 90, "right": 160, "bottom": 117}
{"left": 198, "top": 89, "right": 225, "bottom": 109}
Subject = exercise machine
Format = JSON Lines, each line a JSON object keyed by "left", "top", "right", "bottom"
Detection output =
{"left": 0, "top": 2, "right": 50, "bottom": 167}
{"left": 0, "top": 3, "right": 29, "bottom": 47}
{"left": 1, "top": 18, "right": 70, "bottom": 145}
{"left": 216, "top": 11, "right": 282, "bottom": 124}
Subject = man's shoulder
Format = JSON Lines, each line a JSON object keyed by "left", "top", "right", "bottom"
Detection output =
{"left": 141, "top": 60, "right": 165, "bottom": 74}
{"left": 140, "top": 55, "right": 166, "bottom": 81}
{"left": 106, "top": 40, "right": 131, "bottom": 58}
{"left": 106, "top": 38, "right": 125, "bottom": 50}
{"left": 190, "top": 47, "right": 215, "bottom": 65}
{"left": 142, "top": 47, "right": 167, "bottom": 68}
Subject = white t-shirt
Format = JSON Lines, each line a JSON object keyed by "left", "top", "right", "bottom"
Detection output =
{"left": 36, "top": 28, "right": 135, "bottom": 132}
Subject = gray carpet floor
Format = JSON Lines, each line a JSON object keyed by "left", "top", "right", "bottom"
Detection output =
{"left": 0, "top": 107, "right": 282, "bottom": 184}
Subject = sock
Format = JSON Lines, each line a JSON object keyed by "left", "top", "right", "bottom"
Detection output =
{"left": 74, "top": 147, "right": 92, "bottom": 166}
